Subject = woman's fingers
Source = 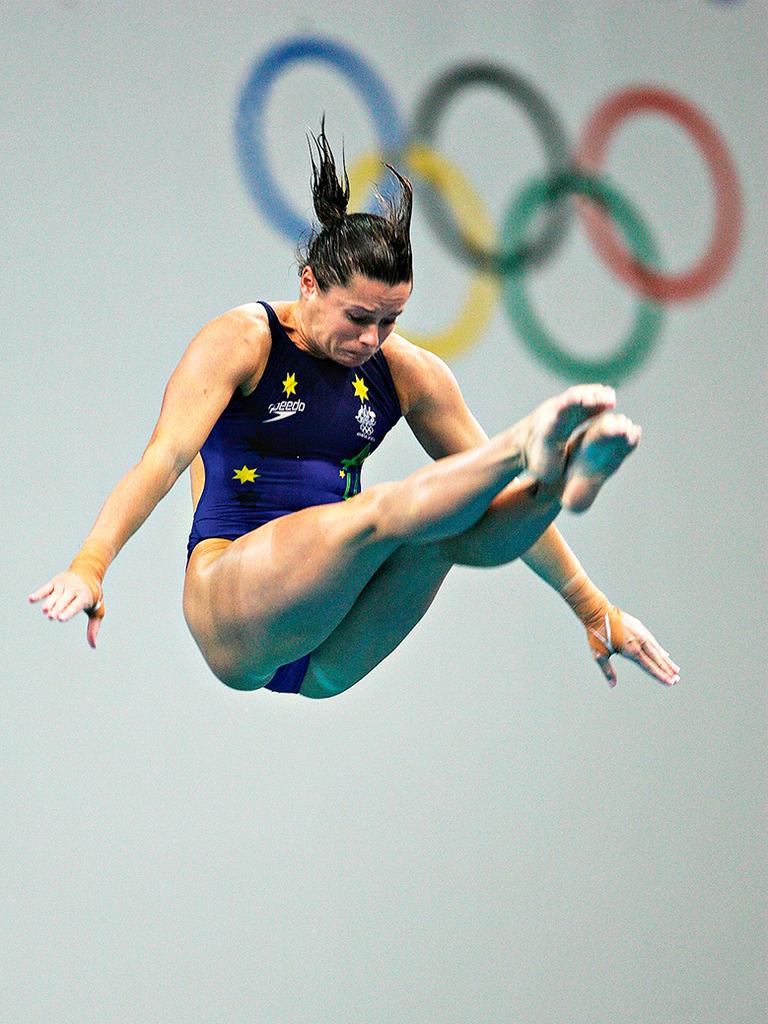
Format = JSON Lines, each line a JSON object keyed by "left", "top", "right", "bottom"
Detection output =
{"left": 28, "top": 581, "right": 54, "bottom": 604}
{"left": 644, "top": 640, "right": 680, "bottom": 682}
{"left": 626, "top": 638, "right": 679, "bottom": 686}
{"left": 637, "top": 648, "right": 673, "bottom": 685}
{"left": 55, "top": 591, "right": 84, "bottom": 621}
{"left": 591, "top": 613, "right": 681, "bottom": 690}
{"left": 30, "top": 570, "right": 104, "bottom": 648}
{"left": 618, "top": 613, "right": 680, "bottom": 687}
{"left": 41, "top": 582, "right": 65, "bottom": 617}
{"left": 640, "top": 635, "right": 680, "bottom": 685}
{"left": 597, "top": 645, "right": 674, "bottom": 690}
{"left": 47, "top": 586, "right": 80, "bottom": 620}
{"left": 29, "top": 572, "right": 100, "bottom": 626}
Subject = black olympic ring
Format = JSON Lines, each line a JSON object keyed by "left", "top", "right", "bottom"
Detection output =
{"left": 411, "top": 63, "right": 572, "bottom": 274}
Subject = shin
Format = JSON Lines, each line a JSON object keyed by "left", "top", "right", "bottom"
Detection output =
{"left": 440, "top": 478, "right": 562, "bottom": 568}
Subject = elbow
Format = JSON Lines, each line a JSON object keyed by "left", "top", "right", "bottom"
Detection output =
{"left": 140, "top": 441, "right": 189, "bottom": 493}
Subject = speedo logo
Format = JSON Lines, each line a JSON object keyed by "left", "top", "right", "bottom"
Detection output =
{"left": 263, "top": 399, "right": 306, "bottom": 423}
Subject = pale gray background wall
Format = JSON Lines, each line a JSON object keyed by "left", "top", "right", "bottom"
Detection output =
{"left": 3, "top": 2, "right": 765, "bottom": 1022}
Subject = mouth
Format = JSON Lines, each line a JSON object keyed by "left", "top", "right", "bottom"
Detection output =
{"left": 340, "top": 346, "right": 375, "bottom": 365}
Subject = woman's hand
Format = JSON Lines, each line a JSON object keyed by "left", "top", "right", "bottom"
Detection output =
{"left": 593, "top": 610, "right": 679, "bottom": 688}
{"left": 28, "top": 572, "right": 105, "bottom": 648}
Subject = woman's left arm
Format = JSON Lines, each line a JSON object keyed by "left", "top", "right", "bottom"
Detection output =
{"left": 386, "top": 337, "right": 680, "bottom": 688}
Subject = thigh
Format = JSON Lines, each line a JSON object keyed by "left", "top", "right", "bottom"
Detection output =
{"left": 183, "top": 487, "right": 400, "bottom": 688}
{"left": 299, "top": 477, "right": 562, "bottom": 698}
{"left": 299, "top": 542, "right": 453, "bottom": 698}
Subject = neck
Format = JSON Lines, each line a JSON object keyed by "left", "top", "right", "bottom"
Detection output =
{"left": 282, "top": 300, "right": 324, "bottom": 359}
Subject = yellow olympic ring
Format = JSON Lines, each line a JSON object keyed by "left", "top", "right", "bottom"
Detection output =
{"left": 347, "top": 143, "right": 500, "bottom": 361}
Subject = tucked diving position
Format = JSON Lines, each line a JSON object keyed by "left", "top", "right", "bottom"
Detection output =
{"left": 29, "top": 124, "right": 679, "bottom": 697}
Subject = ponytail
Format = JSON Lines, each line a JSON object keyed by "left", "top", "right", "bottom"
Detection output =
{"left": 308, "top": 116, "right": 350, "bottom": 229}
{"left": 297, "top": 118, "right": 413, "bottom": 290}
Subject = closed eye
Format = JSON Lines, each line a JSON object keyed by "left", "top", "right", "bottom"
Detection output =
{"left": 347, "top": 314, "right": 398, "bottom": 327}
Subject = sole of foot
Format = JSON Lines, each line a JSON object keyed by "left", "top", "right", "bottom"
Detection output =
{"left": 562, "top": 413, "right": 642, "bottom": 513}
{"left": 526, "top": 384, "right": 617, "bottom": 483}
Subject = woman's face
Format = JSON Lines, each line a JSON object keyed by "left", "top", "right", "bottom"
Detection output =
{"left": 299, "top": 267, "right": 412, "bottom": 366}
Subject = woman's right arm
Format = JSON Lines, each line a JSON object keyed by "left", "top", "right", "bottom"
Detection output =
{"left": 28, "top": 307, "right": 268, "bottom": 646}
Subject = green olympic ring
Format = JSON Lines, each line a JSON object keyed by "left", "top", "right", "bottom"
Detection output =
{"left": 502, "top": 172, "right": 664, "bottom": 385}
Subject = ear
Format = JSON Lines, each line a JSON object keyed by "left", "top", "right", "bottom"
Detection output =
{"left": 299, "top": 265, "right": 318, "bottom": 299}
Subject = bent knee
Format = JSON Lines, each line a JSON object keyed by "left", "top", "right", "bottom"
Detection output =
{"left": 216, "top": 672, "right": 267, "bottom": 692}
{"left": 361, "top": 480, "right": 420, "bottom": 543}
{"left": 299, "top": 661, "right": 358, "bottom": 700}
{"left": 201, "top": 648, "right": 274, "bottom": 692}
{"left": 213, "top": 664, "right": 272, "bottom": 692}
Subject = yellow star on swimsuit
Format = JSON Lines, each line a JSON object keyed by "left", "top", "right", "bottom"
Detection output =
{"left": 282, "top": 372, "right": 298, "bottom": 397}
{"left": 351, "top": 374, "right": 369, "bottom": 402}
{"left": 232, "top": 465, "right": 259, "bottom": 483}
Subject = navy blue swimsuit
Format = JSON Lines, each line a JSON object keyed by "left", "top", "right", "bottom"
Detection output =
{"left": 187, "top": 301, "right": 402, "bottom": 692}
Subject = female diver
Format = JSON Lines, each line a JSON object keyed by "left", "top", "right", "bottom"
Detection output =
{"left": 29, "top": 126, "right": 679, "bottom": 697}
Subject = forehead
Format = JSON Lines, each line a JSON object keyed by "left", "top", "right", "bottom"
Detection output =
{"left": 337, "top": 274, "right": 412, "bottom": 311}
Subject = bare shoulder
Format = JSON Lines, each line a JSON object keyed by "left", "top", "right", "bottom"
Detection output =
{"left": 189, "top": 301, "right": 272, "bottom": 393}
{"left": 214, "top": 301, "right": 271, "bottom": 349}
{"left": 381, "top": 332, "right": 486, "bottom": 455}
{"left": 380, "top": 332, "right": 460, "bottom": 415}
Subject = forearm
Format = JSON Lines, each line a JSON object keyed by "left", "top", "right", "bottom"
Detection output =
{"left": 520, "top": 523, "right": 583, "bottom": 592}
{"left": 71, "top": 446, "right": 182, "bottom": 584}
{"left": 521, "top": 523, "right": 623, "bottom": 654}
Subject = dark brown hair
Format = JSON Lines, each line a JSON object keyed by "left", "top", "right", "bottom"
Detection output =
{"left": 297, "top": 118, "right": 413, "bottom": 289}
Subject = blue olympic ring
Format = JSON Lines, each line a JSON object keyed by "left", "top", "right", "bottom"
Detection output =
{"left": 235, "top": 37, "right": 407, "bottom": 240}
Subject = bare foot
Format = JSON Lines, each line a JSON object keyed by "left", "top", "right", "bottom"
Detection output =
{"left": 561, "top": 413, "right": 642, "bottom": 512}
{"left": 524, "top": 385, "right": 617, "bottom": 483}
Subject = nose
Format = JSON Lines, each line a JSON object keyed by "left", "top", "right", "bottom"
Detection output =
{"left": 359, "top": 324, "right": 379, "bottom": 349}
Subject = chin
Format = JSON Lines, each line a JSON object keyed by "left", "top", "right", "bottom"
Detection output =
{"left": 340, "top": 351, "right": 372, "bottom": 367}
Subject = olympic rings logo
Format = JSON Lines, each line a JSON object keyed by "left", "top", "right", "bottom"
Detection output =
{"left": 235, "top": 36, "right": 742, "bottom": 383}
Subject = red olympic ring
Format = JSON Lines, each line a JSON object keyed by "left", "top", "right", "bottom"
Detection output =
{"left": 575, "top": 85, "right": 743, "bottom": 302}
